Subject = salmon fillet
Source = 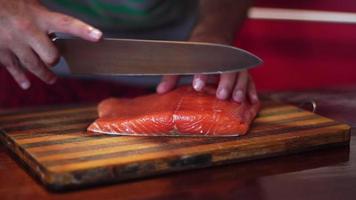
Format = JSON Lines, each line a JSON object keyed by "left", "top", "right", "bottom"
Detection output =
{"left": 88, "top": 86, "right": 260, "bottom": 136}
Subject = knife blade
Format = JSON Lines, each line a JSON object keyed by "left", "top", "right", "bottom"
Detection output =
{"left": 54, "top": 38, "right": 262, "bottom": 76}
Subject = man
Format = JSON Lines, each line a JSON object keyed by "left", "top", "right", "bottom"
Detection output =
{"left": 0, "top": 0, "right": 258, "bottom": 104}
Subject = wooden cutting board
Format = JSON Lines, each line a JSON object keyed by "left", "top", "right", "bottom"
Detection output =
{"left": 0, "top": 101, "right": 350, "bottom": 190}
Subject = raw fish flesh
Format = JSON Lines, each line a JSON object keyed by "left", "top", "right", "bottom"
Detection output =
{"left": 88, "top": 86, "right": 260, "bottom": 136}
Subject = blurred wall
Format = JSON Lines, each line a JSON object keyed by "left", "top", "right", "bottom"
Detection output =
{"left": 237, "top": 0, "right": 356, "bottom": 91}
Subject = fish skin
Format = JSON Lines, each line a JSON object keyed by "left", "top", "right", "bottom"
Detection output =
{"left": 88, "top": 86, "right": 260, "bottom": 136}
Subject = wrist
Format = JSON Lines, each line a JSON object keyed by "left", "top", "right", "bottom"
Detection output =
{"left": 189, "top": 14, "right": 239, "bottom": 45}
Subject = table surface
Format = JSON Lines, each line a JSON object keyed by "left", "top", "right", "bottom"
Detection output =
{"left": 1, "top": 89, "right": 355, "bottom": 200}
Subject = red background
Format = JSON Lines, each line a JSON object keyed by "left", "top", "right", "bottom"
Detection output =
{"left": 240, "top": 0, "right": 356, "bottom": 91}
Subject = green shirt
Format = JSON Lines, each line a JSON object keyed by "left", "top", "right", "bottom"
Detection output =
{"left": 41, "top": 0, "right": 197, "bottom": 31}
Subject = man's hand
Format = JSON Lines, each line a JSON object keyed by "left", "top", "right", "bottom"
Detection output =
{"left": 156, "top": 0, "right": 258, "bottom": 103}
{"left": 0, "top": 0, "right": 102, "bottom": 89}
{"left": 157, "top": 70, "right": 258, "bottom": 104}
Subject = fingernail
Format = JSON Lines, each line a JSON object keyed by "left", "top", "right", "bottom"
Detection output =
{"left": 217, "top": 88, "right": 228, "bottom": 100}
{"left": 156, "top": 83, "right": 166, "bottom": 94}
{"left": 193, "top": 78, "right": 204, "bottom": 91}
{"left": 233, "top": 90, "right": 244, "bottom": 102}
{"left": 20, "top": 82, "right": 30, "bottom": 90}
{"left": 89, "top": 27, "right": 102, "bottom": 40}
{"left": 251, "top": 94, "right": 259, "bottom": 104}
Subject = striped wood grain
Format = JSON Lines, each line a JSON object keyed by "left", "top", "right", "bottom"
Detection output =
{"left": 0, "top": 102, "right": 350, "bottom": 190}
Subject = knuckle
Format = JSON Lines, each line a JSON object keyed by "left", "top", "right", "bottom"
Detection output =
{"left": 45, "top": 48, "right": 60, "bottom": 66}
{"left": 55, "top": 15, "right": 74, "bottom": 27}
{"left": 234, "top": 86, "right": 245, "bottom": 92}
{"left": 12, "top": 19, "right": 34, "bottom": 32}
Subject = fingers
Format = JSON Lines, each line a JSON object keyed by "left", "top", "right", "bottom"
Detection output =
{"left": 6, "top": 62, "right": 31, "bottom": 90}
{"left": 189, "top": 71, "right": 258, "bottom": 104}
{"left": 193, "top": 74, "right": 208, "bottom": 92}
{"left": 0, "top": 4, "right": 100, "bottom": 88}
{"left": 157, "top": 75, "right": 179, "bottom": 94}
{"left": 233, "top": 71, "right": 249, "bottom": 103}
{"left": 0, "top": 50, "right": 30, "bottom": 90}
{"left": 216, "top": 73, "right": 236, "bottom": 100}
{"left": 248, "top": 76, "right": 259, "bottom": 104}
{"left": 12, "top": 46, "right": 57, "bottom": 84}
{"left": 43, "top": 12, "right": 102, "bottom": 41}
{"left": 26, "top": 29, "right": 59, "bottom": 67}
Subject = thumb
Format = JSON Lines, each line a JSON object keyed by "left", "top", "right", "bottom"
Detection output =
{"left": 43, "top": 11, "right": 102, "bottom": 41}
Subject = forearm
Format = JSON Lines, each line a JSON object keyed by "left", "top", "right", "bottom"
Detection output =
{"left": 190, "top": 0, "right": 252, "bottom": 44}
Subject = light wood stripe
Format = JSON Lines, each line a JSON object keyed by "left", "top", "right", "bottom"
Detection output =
{"left": 28, "top": 136, "right": 147, "bottom": 153}
{"left": 20, "top": 135, "right": 113, "bottom": 148}
{"left": 258, "top": 105, "right": 299, "bottom": 116}
{"left": 47, "top": 123, "right": 347, "bottom": 172}
{"left": 41, "top": 120, "right": 339, "bottom": 167}
{"left": 9, "top": 124, "right": 90, "bottom": 142}
{"left": 9, "top": 127, "right": 86, "bottom": 140}
{"left": 254, "top": 111, "right": 313, "bottom": 123}
{"left": 32, "top": 137, "right": 158, "bottom": 157}
{"left": 252, "top": 114, "right": 321, "bottom": 129}
{"left": 17, "top": 132, "right": 86, "bottom": 144}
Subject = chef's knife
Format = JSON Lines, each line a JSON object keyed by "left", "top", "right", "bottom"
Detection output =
{"left": 54, "top": 38, "right": 262, "bottom": 75}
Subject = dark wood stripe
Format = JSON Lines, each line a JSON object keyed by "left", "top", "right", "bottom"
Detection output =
{"left": 247, "top": 121, "right": 340, "bottom": 138}
{"left": 0, "top": 114, "right": 96, "bottom": 131}
{"left": 2, "top": 118, "right": 94, "bottom": 132}
{"left": 10, "top": 127, "right": 87, "bottom": 140}
{"left": 0, "top": 110, "right": 97, "bottom": 126}
{"left": 0, "top": 104, "right": 95, "bottom": 119}
{"left": 42, "top": 121, "right": 340, "bottom": 167}
{"left": 259, "top": 100, "right": 283, "bottom": 107}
